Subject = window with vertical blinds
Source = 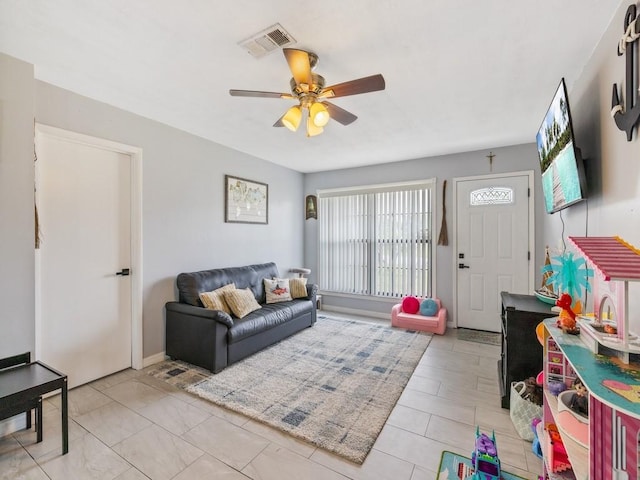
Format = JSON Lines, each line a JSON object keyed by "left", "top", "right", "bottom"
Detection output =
{"left": 318, "top": 180, "right": 434, "bottom": 298}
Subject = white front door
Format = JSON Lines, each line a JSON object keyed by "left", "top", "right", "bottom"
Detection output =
{"left": 454, "top": 172, "right": 533, "bottom": 332}
{"left": 36, "top": 131, "right": 133, "bottom": 388}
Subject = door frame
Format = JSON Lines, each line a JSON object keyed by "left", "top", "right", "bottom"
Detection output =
{"left": 451, "top": 170, "right": 535, "bottom": 329}
{"left": 34, "top": 123, "right": 144, "bottom": 370}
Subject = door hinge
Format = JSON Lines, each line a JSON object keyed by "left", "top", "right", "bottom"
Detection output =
{"left": 528, "top": 251, "right": 531, "bottom": 261}
{"left": 528, "top": 187, "right": 530, "bottom": 197}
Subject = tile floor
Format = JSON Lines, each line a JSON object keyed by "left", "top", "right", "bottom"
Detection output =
{"left": 0, "top": 315, "right": 543, "bottom": 479}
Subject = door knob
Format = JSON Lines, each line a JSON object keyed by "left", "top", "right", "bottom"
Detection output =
{"left": 116, "top": 268, "right": 130, "bottom": 276}
{"left": 458, "top": 263, "right": 470, "bottom": 269}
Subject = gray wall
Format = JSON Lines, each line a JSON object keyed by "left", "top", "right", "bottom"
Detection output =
{"left": 35, "top": 81, "right": 305, "bottom": 358}
{"left": 0, "top": 57, "right": 305, "bottom": 362}
{"left": 541, "top": 1, "right": 640, "bottom": 330}
{"left": 0, "top": 54, "right": 35, "bottom": 357}
{"left": 304, "top": 143, "right": 544, "bottom": 316}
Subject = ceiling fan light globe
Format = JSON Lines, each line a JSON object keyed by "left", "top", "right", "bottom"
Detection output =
{"left": 282, "top": 106, "right": 302, "bottom": 131}
{"left": 310, "top": 102, "right": 330, "bottom": 127}
{"left": 306, "top": 116, "right": 324, "bottom": 137}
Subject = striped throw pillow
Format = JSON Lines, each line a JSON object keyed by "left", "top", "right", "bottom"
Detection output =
{"left": 289, "top": 277, "right": 308, "bottom": 299}
{"left": 199, "top": 283, "right": 235, "bottom": 314}
{"left": 224, "top": 288, "right": 261, "bottom": 318}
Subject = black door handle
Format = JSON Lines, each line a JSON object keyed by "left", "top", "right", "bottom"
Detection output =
{"left": 458, "top": 263, "right": 470, "bottom": 269}
{"left": 116, "top": 268, "right": 130, "bottom": 276}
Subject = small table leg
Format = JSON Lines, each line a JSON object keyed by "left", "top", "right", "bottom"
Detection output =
{"left": 36, "top": 397, "right": 43, "bottom": 443}
{"left": 61, "top": 378, "right": 68, "bottom": 455}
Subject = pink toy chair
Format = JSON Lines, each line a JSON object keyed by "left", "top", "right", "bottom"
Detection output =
{"left": 391, "top": 298, "right": 447, "bottom": 335}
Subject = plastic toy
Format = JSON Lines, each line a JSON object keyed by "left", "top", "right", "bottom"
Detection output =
{"left": 545, "top": 424, "right": 571, "bottom": 473}
{"left": 470, "top": 427, "right": 501, "bottom": 479}
{"left": 531, "top": 417, "right": 543, "bottom": 458}
{"left": 555, "top": 293, "right": 580, "bottom": 335}
{"left": 557, "top": 389, "right": 589, "bottom": 448}
{"left": 547, "top": 380, "right": 567, "bottom": 396}
{"left": 541, "top": 249, "right": 592, "bottom": 306}
{"left": 568, "top": 378, "right": 589, "bottom": 416}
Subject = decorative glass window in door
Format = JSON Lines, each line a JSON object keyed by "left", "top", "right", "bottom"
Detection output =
{"left": 470, "top": 187, "right": 514, "bottom": 206}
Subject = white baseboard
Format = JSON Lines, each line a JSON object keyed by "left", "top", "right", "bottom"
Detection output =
{"left": 0, "top": 414, "right": 27, "bottom": 439}
{"left": 143, "top": 351, "right": 167, "bottom": 368}
{"left": 320, "top": 305, "right": 389, "bottom": 320}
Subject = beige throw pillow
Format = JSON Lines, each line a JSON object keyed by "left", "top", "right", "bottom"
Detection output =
{"left": 289, "top": 277, "right": 308, "bottom": 299}
{"left": 199, "top": 283, "right": 235, "bottom": 314}
{"left": 224, "top": 288, "right": 262, "bottom": 318}
{"left": 264, "top": 278, "right": 292, "bottom": 304}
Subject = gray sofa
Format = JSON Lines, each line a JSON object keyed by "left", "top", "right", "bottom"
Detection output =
{"left": 165, "top": 262, "right": 317, "bottom": 373}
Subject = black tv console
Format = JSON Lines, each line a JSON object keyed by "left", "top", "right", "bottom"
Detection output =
{"left": 499, "top": 291, "right": 554, "bottom": 409}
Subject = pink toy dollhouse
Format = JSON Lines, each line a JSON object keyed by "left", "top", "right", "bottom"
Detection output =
{"left": 539, "top": 236, "right": 640, "bottom": 480}
{"left": 569, "top": 236, "right": 640, "bottom": 363}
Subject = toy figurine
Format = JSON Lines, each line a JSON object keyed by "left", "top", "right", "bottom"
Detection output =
{"left": 569, "top": 378, "right": 589, "bottom": 417}
{"left": 556, "top": 293, "right": 580, "bottom": 335}
{"left": 470, "top": 427, "right": 501, "bottom": 479}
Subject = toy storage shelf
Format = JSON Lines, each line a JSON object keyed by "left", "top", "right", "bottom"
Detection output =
{"left": 542, "top": 389, "right": 588, "bottom": 480}
{"left": 538, "top": 423, "right": 579, "bottom": 480}
{"left": 541, "top": 317, "right": 640, "bottom": 480}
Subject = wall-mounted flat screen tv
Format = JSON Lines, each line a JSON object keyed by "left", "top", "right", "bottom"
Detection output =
{"left": 536, "top": 78, "right": 587, "bottom": 214}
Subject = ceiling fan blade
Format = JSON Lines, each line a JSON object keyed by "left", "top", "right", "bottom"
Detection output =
{"left": 323, "top": 101, "right": 358, "bottom": 126}
{"left": 229, "top": 89, "right": 293, "bottom": 99}
{"left": 320, "top": 74, "right": 385, "bottom": 99}
{"left": 283, "top": 48, "right": 312, "bottom": 86}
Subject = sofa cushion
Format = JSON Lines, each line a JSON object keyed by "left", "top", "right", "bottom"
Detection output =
{"left": 224, "top": 288, "right": 262, "bottom": 318}
{"left": 420, "top": 298, "right": 438, "bottom": 316}
{"left": 402, "top": 296, "right": 420, "bottom": 314}
{"left": 286, "top": 298, "right": 314, "bottom": 317}
{"left": 177, "top": 262, "right": 280, "bottom": 306}
{"left": 228, "top": 302, "right": 309, "bottom": 343}
{"left": 199, "top": 283, "right": 235, "bottom": 313}
{"left": 264, "top": 278, "right": 292, "bottom": 303}
{"left": 289, "top": 278, "right": 308, "bottom": 299}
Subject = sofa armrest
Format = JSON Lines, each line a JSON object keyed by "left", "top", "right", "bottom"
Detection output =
{"left": 165, "top": 301, "right": 234, "bottom": 328}
{"left": 306, "top": 283, "right": 318, "bottom": 299}
{"left": 391, "top": 303, "right": 403, "bottom": 323}
{"left": 165, "top": 301, "right": 230, "bottom": 373}
{"left": 305, "top": 284, "right": 318, "bottom": 325}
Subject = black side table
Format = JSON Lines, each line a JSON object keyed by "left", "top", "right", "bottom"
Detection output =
{"left": 0, "top": 360, "right": 68, "bottom": 454}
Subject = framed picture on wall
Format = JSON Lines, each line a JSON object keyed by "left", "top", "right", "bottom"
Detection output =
{"left": 225, "top": 175, "right": 268, "bottom": 224}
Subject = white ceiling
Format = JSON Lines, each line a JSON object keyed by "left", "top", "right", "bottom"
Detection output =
{"left": 0, "top": 1, "right": 623, "bottom": 173}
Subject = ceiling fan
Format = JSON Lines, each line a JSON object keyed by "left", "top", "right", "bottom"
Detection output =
{"left": 229, "top": 48, "right": 385, "bottom": 137}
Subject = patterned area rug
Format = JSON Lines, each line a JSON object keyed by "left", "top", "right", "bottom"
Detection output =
{"left": 147, "top": 315, "right": 431, "bottom": 464}
{"left": 455, "top": 327, "right": 501, "bottom": 346}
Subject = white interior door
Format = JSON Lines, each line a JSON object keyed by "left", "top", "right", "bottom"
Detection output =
{"left": 455, "top": 173, "right": 532, "bottom": 332}
{"left": 37, "top": 133, "right": 132, "bottom": 388}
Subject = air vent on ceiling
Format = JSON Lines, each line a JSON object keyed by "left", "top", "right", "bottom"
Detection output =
{"left": 238, "top": 23, "right": 296, "bottom": 59}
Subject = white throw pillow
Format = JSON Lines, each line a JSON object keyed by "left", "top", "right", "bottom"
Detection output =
{"left": 264, "top": 278, "right": 293, "bottom": 304}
